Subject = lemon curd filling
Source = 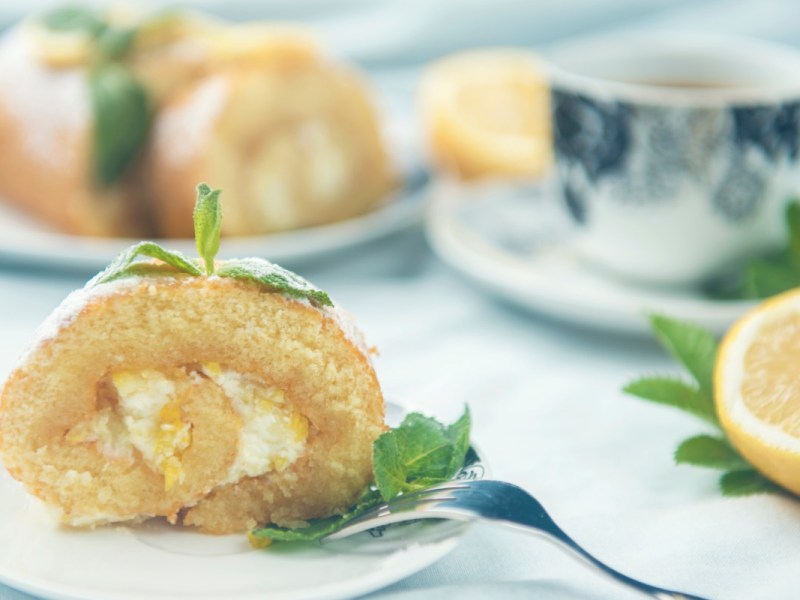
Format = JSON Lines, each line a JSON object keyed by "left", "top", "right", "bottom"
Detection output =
{"left": 112, "top": 370, "right": 193, "bottom": 490}
{"left": 65, "top": 365, "right": 309, "bottom": 493}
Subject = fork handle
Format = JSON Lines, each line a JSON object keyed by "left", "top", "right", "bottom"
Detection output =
{"left": 502, "top": 513, "right": 708, "bottom": 600}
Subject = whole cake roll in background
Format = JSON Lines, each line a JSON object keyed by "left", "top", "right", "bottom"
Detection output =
{"left": 0, "top": 7, "right": 395, "bottom": 238}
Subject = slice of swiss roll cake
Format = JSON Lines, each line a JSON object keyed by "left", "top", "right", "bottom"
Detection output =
{"left": 0, "top": 184, "right": 385, "bottom": 534}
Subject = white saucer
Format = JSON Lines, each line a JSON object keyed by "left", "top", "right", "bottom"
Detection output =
{"left": 426, "top": 177, "right": 757, "bottom": 335}
{"left": 0, "top": 170, "right": 429, "bottom": 273}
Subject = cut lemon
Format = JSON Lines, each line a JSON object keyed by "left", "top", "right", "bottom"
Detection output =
{"left": 716, "top": 288, "right": 800, "bottom": 495}
{"left": 418, "top": 49, "right": 552, "bottom": 180}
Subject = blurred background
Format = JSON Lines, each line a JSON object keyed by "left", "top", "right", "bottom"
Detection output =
{"left": 4, "top": 0, "right": 800, "bottom": 122}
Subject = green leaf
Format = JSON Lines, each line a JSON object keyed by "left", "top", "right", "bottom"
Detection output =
{"left": 649, "top": 315, "right": 718, "bottom": 396}
{"left": 373, "top": 408, "right": 470, "bottom": 501}
{"left": 89, "top": 241, "right": 201, "bottom": 286}
{"left": 193, "top": 184, "right": 223, "bottom": 275}
{"left": 39, "top": 5, "right": 106, "bottom": 36}
{"left": 90, "top": 63, "right": 150, "bottom": 186}
{"left": 719, "top": 469, "right": 782, "bottom": 496}
{"left": 786, "top": 201, "right": 800, "bottom": 265}
{"left": 624, "top": 376, "right": 718, "bottom": 427}
{"left": 706, "top": 199, "right": 800, "bottom": 300}
{"left": 674, "top": 435, "right": 749, "bottom": 470}
{"left": 217, "top": 258, "right": 332, "bottom": 307}
{"left": 95, "top": 25, "right": 137, "bottom": 59}
{"left": 744, "top": 260, "right": 800, "bottom": 299}
{"left": 251, "top": 488, "right": 383, "bottom": 543}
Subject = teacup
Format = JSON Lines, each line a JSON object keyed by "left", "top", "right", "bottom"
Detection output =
{"left": 546, "top": 32, "right": 800, "bottom": 286}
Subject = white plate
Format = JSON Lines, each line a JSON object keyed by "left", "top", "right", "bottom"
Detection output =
{"left": 0, "top": 170, "right": 429, "bottom": 273}
{"left": 427, "top": 178, "right": 758, "bottom": 336}
{"left": 0, "top": 402, "right": 486, "bottom": 600}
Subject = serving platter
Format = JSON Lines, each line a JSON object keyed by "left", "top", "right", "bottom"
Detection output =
{"left": 0, "top": 170, "right": 429, "bottom": 273}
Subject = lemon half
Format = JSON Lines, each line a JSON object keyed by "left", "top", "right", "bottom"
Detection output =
{"left": 716, "top": 288, "right": 800, "bottom": 495}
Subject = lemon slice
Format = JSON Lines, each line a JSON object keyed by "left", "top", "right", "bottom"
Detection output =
{"left": 716, "top": 288, "right": 800, "bottom": 494}
{"left": 23, "top": 20, "right": 95, "bottom": 67}
{"left": 418, "top": 49, "right": 552, "bottom": 180}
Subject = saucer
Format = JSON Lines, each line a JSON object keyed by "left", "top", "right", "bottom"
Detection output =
{"left": 426, "top": 177, "right": 757, "bottom": 335}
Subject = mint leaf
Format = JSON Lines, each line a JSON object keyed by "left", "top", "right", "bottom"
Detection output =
{"left": 674, "top": 435, "right": 749, "bottom": 470}
{"left": 193, "top": 183, "right": 223, "bottom": 275}
{"left": 649, "top": 315, "right": 717, "bottom": 396}
{"left": 720, "top": 469, "right": 783, "bottom": 496}
{"left": 624, "top": 376, "right": 718, "bottom": 427}
{"left": 40, "top": 5, "right": 106, "bottom": 36}
{"left": 786, "top": 201, "right": 800, "bottom": 264}
{"left": 89, "top": 241, "right": 201, "bottom": 286}
{"left": 90, "top": 63, "right": 150, "bottom": 185}
{"left": 745, "top": 260, "right": 800, "bottom": 299}
{"left": 252, "top": 409, "right": 473, "bottom": 544}
{"left": 373, "top": 408, "right": 470, "bottom": 501}
{"left": 96, "top": 25, "right": 137, "bottom": 59}
{"left": 217, "top": 258, "right": 332, "bottom": 307}
{"left": 251, "top": 489, "right": 382, "bottom": 543}
{"left": 86, "top": 186, "right": 334, "bottom": 309}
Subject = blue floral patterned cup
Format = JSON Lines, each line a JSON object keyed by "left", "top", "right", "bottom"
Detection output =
{"left": 547, "top": 32, "right": 800, "bottom": 286}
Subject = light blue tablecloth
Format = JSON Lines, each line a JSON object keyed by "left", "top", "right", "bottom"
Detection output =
{"left": 2, "top": 1, "right": 800, "bottom": 599}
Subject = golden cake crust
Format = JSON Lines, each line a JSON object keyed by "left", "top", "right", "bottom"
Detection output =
{"left": 0, "top": 275, "right": 384, "bottom": 534}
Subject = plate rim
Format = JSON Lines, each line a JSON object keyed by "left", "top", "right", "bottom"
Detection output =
{"left": 0, "top": 171, "right": 430, "bottom": 273}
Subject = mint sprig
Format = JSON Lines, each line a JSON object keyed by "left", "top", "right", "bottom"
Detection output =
{"left": 89, "top": 184, "right": 333, "bottom": 307}
{"left": 624, "top": 315, "right": 778, "bottom": 497}
{"left": 194, "top": 183, "right": 222, "bottom": 275}
{"left": 374, "top": 409, "right": 471, "bottom": 501}
{"left": 249, "top": 407, "right": 472, "bottom": 544}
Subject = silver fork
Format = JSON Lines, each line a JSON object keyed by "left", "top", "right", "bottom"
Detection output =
{"left": 322, "top": 480, "right": 708, "bottom": 600}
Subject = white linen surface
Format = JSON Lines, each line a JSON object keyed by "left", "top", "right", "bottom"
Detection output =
{"left": 3, "top": 0, "right": 800, "bottom": 598}
{"left": 1, "top": 230, "right": 800, "bottom": 599}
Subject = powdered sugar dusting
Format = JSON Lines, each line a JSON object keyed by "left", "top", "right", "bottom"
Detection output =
{"left": 153, "top": 74, "right": 229, "bottom": 165}
{"left": 322, "top": 304, "right": 373, "bottom": 363}
{"left": 13, "top": 278, "right": 143, "bottom": 371}
{"left": 217, "top": 256, "right": 374, "bottom": 361}
{"left": 15, "top": 261, "right": 373, "bottom": 370}
{"left": 0, "top": 28, "right": 90, "bottom": 167}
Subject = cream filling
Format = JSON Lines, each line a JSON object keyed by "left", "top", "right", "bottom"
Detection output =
{"left": 200, "top": 363, "right": 308, "bottom": 483}
{"left": 64, "top": 366, "right": 308, "bottom": 506}
{"left": 113, "top": 370, "right": 193, "bottom": 491}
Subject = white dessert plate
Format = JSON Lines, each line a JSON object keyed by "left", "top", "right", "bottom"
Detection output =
{"left": 426, "top": 177, "right": 758, "bottom": 336}
{"left": 0, "top": 169, "right": 429, "bottom": 273}
{"left": 0, "top": 401, "right": 487, "bottom": 600}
